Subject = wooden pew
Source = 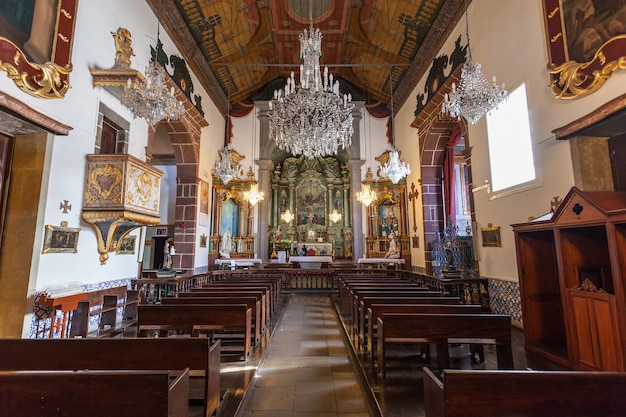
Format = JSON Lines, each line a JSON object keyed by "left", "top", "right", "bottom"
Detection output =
{"left": 137, "top": 303, "right": 252, "bottom": 359}
{"left": 0, "top": 368, "right": 189, "bottom": 417}
{"left": 358, "top": 296, "right": 461, "bottom": 348}
{"left": 186, "top": 289, "right": 268, "bottom": 325}
{"left": 423, "top": 367, "right": 626, "bottom": 417}
{"left": 196, "top": 283, "right": 274, "bottom": 318}
{"left": 162, "top": 296, "right": 262, "bottom": 345}
{"left": 0, "top": 338, "right": 220, "bottom": 417}
{"left": 366, "top": 304, "right": 483, "bottom": 357}
{"left": 376, "top": 313, "right": 513, "bottom": 377}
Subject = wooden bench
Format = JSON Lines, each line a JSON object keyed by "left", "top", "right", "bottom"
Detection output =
{"left": 200, "top": 282, "right": 277, "bottom": 316}
{"left": 376, "top": 313, "right": 513, "bottom": 377}
{"left": 69, "top": 287, "right": 140, "bottom": 338}
{"left": 162, "top": 296, "right": 262, "bottom": 345}
{"left": 0, "top": 338, "right": 220, "bottom": 417}
{"left": 423, "top": 367, "right": 626, "bottom": 417}
{"left": 138, "top": 303, "right": 252, "bottom": 359}
{"left": 186, "top": 289, "right": 269, "bottom": 326}
{"left": 366, "top": 304, "right": 483, "bottom": 357}
{"left": 0, "top": 368, "right": 189, "bottom": 417}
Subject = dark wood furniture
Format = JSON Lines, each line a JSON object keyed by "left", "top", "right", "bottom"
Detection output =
{"left": 512, "top": 187, "right": 626, "bottom": 371}
{"left": 376, "top": 313, "right": 513, "bottom": 377}
{"left": 0, "top": 369, "right": 189, "bottom": 417}
{"left": 0, "top": 338, "right": 221, "bottom": 417}
{"left": 137, "top": 304, "right": 252, "bottom": 359}
{"left": 423, "top": 367, "right": 626, "bottom": 417}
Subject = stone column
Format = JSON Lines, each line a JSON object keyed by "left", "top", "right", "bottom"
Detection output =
{"left": 256, "top": 159, "right": 274, "bottom": 263}
{"left": 347, "top": 159, "right": 365, "bottom": 262}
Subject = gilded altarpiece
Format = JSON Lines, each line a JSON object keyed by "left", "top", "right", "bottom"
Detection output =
{"left": 364, "top": 184, "right": 410, "bottom": 264}
{"left": 271, "top": 156, "right": 351, "bottom": 258}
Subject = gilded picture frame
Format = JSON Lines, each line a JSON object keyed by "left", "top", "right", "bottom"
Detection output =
{"left": 0, "top": 0, "right": 79, "bottom": 99}
{"left": 481, "top": 224, "right": 501, "bottom": 247}
{"left": 116, "top": 235, "right": 136, "bottom": 254}
{"left": 42, "top": 224, "right": 80, "bottom": 254}
{"left": 542, "top": 0, "right": 626, "bottom": 99}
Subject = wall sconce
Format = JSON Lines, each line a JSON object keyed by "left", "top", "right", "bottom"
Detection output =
{"left": 281, "top": 209, "right": 295, "bottom": 223}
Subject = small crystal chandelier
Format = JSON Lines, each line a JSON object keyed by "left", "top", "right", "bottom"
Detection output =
{"left": 281, "top": 209, "right": 295, "bottom": 223}
{"left": 211, "top": 145, "right": 243, "bottom": 185}
{"left": 441, "top": 0, "right": 508, "bottom": 124}
{"left": 356, "top": 183, "right": 377, "bottom": 207}
{"left": 244, "top": 105, "right": 264, "bottom": 207}
{"left": 268, "top": 3, "right": 354, "bottom": 159}
{"left": 244, "top": 183, "right": 264, "bottom": 206}
{"left": 380, "top": 149, "right": 411, "bottom": 184}
{"left": 122, "top": 60, "right": 185, "bottom": 126}
{"left": 379, "top": 74, "right": 410, "bottom": 184}
{"left": 329, "top": 209, "right": 342, "bottom": 223}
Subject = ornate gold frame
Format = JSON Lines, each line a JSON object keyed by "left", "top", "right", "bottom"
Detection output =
{"left": 0, "top": 0, "right": 78, "bottom": 99}
{"left": 543, "top": 0, "right": 626, "bottom": 99}
{"left": 42, "top": 223, "right": 80, "bottom": 254}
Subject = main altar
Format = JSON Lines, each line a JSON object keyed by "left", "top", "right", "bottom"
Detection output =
{"left": 269, "top": 154, "right": 352, "bottom": 260}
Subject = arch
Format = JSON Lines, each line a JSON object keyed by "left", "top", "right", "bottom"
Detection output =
{"left": 147, "top": 85, "right": 208, "bottom": 271}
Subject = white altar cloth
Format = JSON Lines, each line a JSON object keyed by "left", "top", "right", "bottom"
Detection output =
{"left": 289, "top": 256, "right": 333, "bottom": 269}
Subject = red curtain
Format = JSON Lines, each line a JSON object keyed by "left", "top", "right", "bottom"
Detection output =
{"left": 444, "top": 124, "right": 462, "bottom": 226}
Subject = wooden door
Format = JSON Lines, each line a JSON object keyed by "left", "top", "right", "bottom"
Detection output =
{"left": 0, "top": 134, "right": 14, "bottom": 251}
{"left": 609, "top": 134, "right": 626, "bottom": 191}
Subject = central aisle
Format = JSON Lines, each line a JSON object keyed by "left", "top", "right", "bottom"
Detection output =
{"left": 236, "top": 294, "right": 373, "bottom": 417}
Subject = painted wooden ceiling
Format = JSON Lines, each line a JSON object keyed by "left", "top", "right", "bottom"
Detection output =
{"left": 153, "top": 0, "right": 467, "bottom": 115}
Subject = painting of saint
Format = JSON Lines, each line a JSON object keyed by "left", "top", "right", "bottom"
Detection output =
{"left": 296, "top": 180, "right": 326, "bottom": 226}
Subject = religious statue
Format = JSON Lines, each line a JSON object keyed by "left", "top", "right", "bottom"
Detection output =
{"left": 220, "top": 228, "right": 232, "bottom": 258}
{"left": 384, "top": 231, "right": 400, "bottom": 259}
{"left": 162, "top": 238, "right": 173, "bottom": 269}
{"left": 111, "top": 27, "right": 134, "bottom": 70}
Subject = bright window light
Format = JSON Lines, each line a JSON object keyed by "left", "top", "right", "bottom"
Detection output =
{"left": 486, "top": 84, "right": 535, "bottom": 192}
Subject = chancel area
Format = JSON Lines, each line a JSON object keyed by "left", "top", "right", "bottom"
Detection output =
{"left": 2, "top": 0, "right": 626, "bottom": 416}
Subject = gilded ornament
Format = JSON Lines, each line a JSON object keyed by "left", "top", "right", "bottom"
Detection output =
{"left": 89, "top": 164, "right": 123, "bottom": 201}
{"left": 137, "top": 172, "right": 154, "bottom": 204}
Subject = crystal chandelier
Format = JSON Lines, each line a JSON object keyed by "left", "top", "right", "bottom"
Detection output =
{"left": 122, "top": 60, "right": 185, "bottom": 126}
{"left": 211, "top": 145, "right": 243, "bottom": 185}
{"left": 379, "top": 74, "right": 410, "bottom": 184}
{"left": 329, "top": 209, "right": 342, "bottom": 224}
{"left": 356, "top": 183, "right": 377, "bottom": 207}
{"left": 380, "top": 149, "right": 411, "bottom": 184}
{"left": 281, "top": 209, "right": 295, "bottom": 223}
{"left": 244, "top": 183, "right": 264, "bottom": 206}
{"left": 441, "top": 1, "right": 508, "bottom": 124}
{"left": 268, "top": 22, "right": 354, "bottom": 159}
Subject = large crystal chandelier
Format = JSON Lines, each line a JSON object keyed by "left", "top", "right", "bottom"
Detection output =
{"left": 122, "top": 60, "right": 185, "bottom": 126}
{"left": 441, "top": 1, "right": 508, "bottom": 124}
{"left": 211, "top": 145, "right": 243, "bottom": 184}
{"left": 268, "top": 22, "right": 354, "bottom": 159}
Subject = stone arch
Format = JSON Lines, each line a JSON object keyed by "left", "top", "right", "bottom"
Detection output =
{"left": 411, "top": 65, "right": 474, "bottom": 275}
{"left": 147, "top": 87, "right": 208, "bottom": 271}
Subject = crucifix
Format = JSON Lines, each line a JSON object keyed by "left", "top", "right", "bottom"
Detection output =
{"left": 408, "top": 182, "right": 419, "bottom": 234}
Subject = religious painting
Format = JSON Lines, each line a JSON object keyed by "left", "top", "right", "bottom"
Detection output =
{"left": 42, "top": 223, "right": 80, "bottom": 253}
{"left": 542, "top": 0, "right": 626, "bottom": 98}
{"left": 295, "top": 179, "right": 326, "bottom": 227}
{"left": 0, "top": 0, "right": 78, "bottom": 99}
{"left": 200, "top": 180, "right": 209, "bottom": 214}
{"left": 481, "top": 224, "right": 501, "bottom": 247}
{"left": 199, "top": 234, "right": 207, "bottom": 248}
{"left": 376, "top": 189, "right": 401, "bottom": 238}
{"left": 116, "top": 235, "right": 136, "bottom": 254}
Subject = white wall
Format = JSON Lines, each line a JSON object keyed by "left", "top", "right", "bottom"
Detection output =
{"left": 395, "top": 0, "right": 626, "bottom": 280}
{"left": 0, "top": 0, "right": 224, "bottom": 295}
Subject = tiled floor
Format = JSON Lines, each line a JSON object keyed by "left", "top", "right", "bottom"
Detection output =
{"left": 235, "top": 294, "right": 372, "bottom": 417}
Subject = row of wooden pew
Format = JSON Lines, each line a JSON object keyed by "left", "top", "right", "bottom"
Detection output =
{"left": 336, "top": 272, "right": 626, "bottom": 416}
{"left": 0, "top": 271, "right": 286, "bottom": 417}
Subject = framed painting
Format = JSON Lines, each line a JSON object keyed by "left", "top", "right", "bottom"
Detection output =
{"left": 0, "top": 0, "right": 79, "bottom": 99}
{"left": 481, "top": 224, "right": 501, "bottom": 247}
{"left": 155, "top": 227, "right": 168, "bottom": 236}
{"left": 116, "top": 235, "right": 136, "bottom": 254}
{"left": 42, "top": 223, "right": 80, "bottom": 253}
{"left": 296, "top": 179, "right": 326, "bottom": 227}
{"left": 542, "top": 0, "right": 626, "bottom": 99}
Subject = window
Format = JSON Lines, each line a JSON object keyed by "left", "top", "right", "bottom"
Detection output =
{"left": 486, "top": 84, "right": 535, "bottom": 192}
